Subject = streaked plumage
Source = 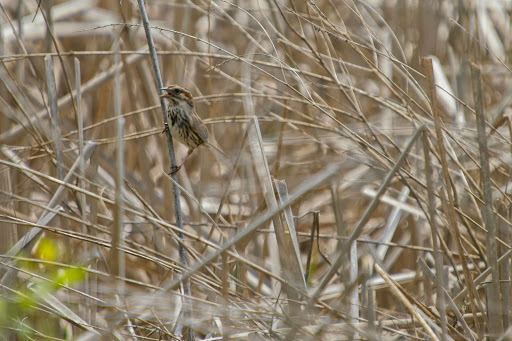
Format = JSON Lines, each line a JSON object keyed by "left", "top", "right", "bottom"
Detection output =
{"left": 160, "top": 85, "right": 208, "bottom": 150}
{"left": 160, "top": 85, "right": 228, "bottom": 174}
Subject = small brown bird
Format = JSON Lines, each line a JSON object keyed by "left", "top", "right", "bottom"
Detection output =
{"left": 160, "top": 85, "right": 227, "bottom": 174}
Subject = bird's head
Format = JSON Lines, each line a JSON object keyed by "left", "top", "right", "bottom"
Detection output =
{"left": 159, "top": 85, "right": 193, "bottom": 106}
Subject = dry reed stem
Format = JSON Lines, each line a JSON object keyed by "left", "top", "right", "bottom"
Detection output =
{"left": 0, "top": 1, "right": 511, "bottom": 339}
{"left": 423, "top": 57, "right": 486, "bottom": 336}
{"left": 470, "top": 61, "right": 503, "bottom": 336}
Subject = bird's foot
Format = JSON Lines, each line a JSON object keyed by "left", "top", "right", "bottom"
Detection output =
{"left": 162, "top": 123, "right": 169, "bottom": 134}
{"left": 169, "top": 165, "right": 181, "bottom": 175}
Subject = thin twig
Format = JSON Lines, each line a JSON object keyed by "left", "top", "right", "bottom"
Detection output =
{"left": 136, "top": 1, "right": 193, "bottom": 340}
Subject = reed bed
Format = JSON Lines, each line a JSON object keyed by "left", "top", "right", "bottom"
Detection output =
{"left": 0, "top": 0, "right": 511, "bottom": 340}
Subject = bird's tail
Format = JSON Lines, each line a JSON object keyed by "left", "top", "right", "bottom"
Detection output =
{"left": 206, "top": 141, "right": 234, "bottom": 177}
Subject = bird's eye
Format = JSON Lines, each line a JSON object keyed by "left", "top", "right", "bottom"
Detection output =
{"left": 173, "top": 88, "right": 181, "bottom": 95}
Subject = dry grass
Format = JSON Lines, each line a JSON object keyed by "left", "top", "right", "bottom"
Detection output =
{"left": 0, "top": 0, "right": 511, "bottom": 340}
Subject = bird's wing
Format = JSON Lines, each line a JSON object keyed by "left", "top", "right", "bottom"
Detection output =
{"left": 191, "top": 110, "right": 209, "bottom": 142}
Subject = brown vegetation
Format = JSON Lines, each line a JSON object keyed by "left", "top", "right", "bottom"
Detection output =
{"left": 0, "top": 0, "right": 511, "bottom": 340}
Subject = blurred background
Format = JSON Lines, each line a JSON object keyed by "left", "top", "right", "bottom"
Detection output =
{"left": 0, "top": 0, "right": 511, "bottom": 340}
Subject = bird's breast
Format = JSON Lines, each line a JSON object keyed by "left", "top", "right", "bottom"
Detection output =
{"left": 166, "top": 106, "right": 204, "bottom": 149}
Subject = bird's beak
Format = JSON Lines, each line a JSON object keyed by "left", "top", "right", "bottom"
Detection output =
{"left": 159, "top": 89, "right": 168, "bottom": 98}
